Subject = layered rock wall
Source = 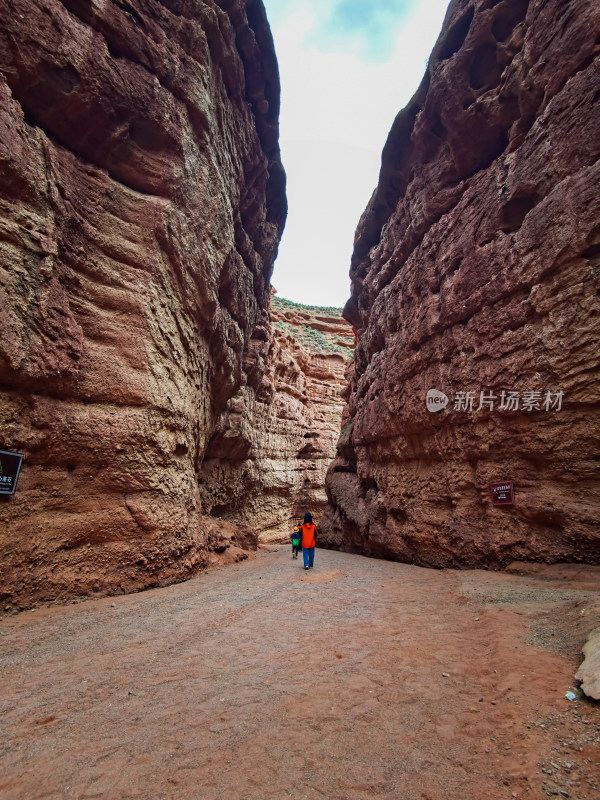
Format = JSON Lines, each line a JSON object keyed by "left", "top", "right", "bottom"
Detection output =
{"left": 199, "top": 295, "right": 354, "bottom": 542}
{"left": 0, "top": 0, "right": 286, "bottom": 608}
{"left": 321, "top": 0, "right": 600, "bottom": 567}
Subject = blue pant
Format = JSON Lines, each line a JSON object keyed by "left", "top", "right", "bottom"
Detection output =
{"left": 303, "top": 547, "right": 315, "bottom": 568}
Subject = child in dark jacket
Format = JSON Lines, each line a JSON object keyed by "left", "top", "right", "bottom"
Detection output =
{"left": 290, "top": 525, "right": 302, "bottom": 559}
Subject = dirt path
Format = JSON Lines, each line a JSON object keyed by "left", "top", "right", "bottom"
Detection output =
{"left": 1, "top": 548, "right": 599, "bottom": 800}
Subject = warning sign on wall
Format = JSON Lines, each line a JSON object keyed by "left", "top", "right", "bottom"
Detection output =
{"left": 490, "top": 481, "right": 514, "bottom": 506}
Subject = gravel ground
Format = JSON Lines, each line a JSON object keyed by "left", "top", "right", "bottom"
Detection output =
{"left": 0, "top": 547, "right": 598, "bottom": 800}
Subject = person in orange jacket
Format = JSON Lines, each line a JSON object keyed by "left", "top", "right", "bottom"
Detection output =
{"left": 299, "top": 512, "right": 317, "bottom": 570}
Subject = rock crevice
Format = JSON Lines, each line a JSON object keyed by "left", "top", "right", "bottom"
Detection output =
{"left": 199, "top": 295, "right": 354, "bottom": 542}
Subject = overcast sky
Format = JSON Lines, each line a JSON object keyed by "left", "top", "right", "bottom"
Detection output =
{"left": 261, "top": 0, "right": 451, "bottom": 308}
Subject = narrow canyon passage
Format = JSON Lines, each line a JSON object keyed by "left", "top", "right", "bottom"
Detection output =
{"left": 1, "top": 550, "right": 598, "bottom": 800}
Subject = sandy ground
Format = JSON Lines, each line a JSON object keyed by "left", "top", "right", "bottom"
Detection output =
{"left": 0, "top": 547, "right": 599, "bottom": 800}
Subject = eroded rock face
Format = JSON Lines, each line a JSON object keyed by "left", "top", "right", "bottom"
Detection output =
{"left": 576, "top": 626, "right": 600, "bottom": 700}
{"left": 199, "top": 295, "right": 354, "bottom": 542}
{"left": 321, "top": 0, "right": 600, "bottom": 567}
{"left": 0, "top": 0, "right": 286, "bottom": 607}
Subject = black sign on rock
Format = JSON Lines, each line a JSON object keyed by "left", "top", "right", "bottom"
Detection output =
{"left": 0, "top": 450, "right": 24, "bottom": 496}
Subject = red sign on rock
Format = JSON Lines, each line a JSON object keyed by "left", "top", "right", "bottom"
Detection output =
{"left": 490, "top": 481, "right": 515, "bottom": 506}
{"left": 490, "top": 481, "right": 514, "bottom": 505}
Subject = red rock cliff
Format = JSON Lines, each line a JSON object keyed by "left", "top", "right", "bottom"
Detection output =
{"left": 198, "top": 295, "right": 354, "bottom": 542}
{"left": 0, "top": 0, "right": 286, "bottom": 608}
{"left": 321, "top": 0, "right": 600, "bottom": 567}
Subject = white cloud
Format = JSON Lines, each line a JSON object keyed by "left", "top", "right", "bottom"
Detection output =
{"left": 263, "top": 0, "right": 451, "bottom": 308}
{"left": 274, "top": 140, "right": 380, "bottom": 307}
